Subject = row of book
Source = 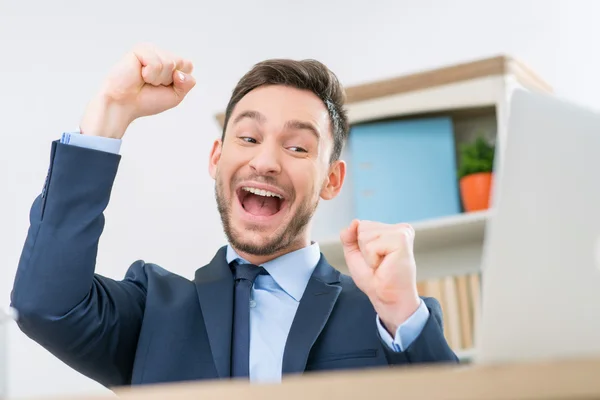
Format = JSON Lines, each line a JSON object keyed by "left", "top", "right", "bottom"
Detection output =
{"left": 417, "top": 272, "right": 481, "bottom": 351}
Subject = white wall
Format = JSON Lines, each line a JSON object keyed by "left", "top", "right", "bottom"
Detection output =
{"left": 1, "top": 0, "right": 599, "bottom": 397}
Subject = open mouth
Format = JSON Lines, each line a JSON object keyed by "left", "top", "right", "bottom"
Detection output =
{"left": 237, "top": 186, "right": 285, "bottom": 218}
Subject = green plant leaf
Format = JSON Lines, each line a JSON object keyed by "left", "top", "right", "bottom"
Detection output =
{"left": 457, "top": 136, "right": 495, "bottom": 179}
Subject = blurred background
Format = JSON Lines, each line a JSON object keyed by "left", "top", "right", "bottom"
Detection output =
{"left": 1, "top": 0, "right": 599, "bottom": 398}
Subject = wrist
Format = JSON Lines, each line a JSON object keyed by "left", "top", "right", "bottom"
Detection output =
{"left": 80, "top": 94, "right": 134, "bottom": 139}
{"left": 377, "top": 294, "right": 421, "bottom": 336}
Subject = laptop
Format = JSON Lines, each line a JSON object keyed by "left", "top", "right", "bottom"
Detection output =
{"left": 474, "top": 89, "right": 600, "bottom": 364}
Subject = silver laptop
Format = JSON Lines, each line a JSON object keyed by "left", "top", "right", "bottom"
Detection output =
{"left": 474, "top": 89, "right": 600, "bottom": 364}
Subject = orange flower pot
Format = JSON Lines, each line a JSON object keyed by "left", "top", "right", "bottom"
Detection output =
{"left": 460, "top": 172, "right": 493, "bottom": 212}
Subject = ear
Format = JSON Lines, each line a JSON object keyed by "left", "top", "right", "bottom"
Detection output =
{"left": 208, "top": 139, "right": 223, "bottom": 180}
{"left": 320, "top": 160, "right": 346, "bottom": 200}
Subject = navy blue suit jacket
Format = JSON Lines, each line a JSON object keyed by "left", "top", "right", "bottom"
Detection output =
{"left": 11, "top": 142, "right": 458, "bottom": 388}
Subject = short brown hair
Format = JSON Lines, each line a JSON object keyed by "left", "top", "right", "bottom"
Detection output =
{"left": 222, "top": 59, "right": 349, "bottom": 163}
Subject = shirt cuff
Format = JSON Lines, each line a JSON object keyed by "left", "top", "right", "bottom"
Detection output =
{"left": 61, "top": 131, "right": 122, "bottom": 154}
{"left": 376, "top": 299, "right": 430, "bottom": 352}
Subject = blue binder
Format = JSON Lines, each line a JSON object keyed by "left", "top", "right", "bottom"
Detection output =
{"left": 348, "top": 116, "right": 461, "bottom": 224}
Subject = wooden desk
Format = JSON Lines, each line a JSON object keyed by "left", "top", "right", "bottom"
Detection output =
{"left": 33, "top": 357, "right": 600, "bottom": 400}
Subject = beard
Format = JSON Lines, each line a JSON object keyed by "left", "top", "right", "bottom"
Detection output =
{"left": 215, "top": 174, "right": 318, "bottom": 256}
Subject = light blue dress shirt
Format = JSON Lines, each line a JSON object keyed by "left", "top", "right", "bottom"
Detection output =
{"left": 59, "top": 132, "right": 430, "bottom": 382}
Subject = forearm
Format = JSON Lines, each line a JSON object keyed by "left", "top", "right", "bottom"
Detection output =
{"left": 9, "top": 141, "right": 149, "bottom": 386}
{"left": 11, "top": 141, "right": 121, "bottom": 317}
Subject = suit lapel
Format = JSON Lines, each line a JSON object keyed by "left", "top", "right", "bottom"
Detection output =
{"left": 194, "top": 246, "right": 233, "bottom": 378}
{"left": 282, "top": 256, "right": 342, "bottom": 375}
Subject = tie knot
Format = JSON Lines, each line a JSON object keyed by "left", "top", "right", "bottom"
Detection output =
{"left": 233, "top": 262, "right": 266, "bottom": 283}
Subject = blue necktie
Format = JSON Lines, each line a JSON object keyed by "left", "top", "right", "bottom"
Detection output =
{"left": 231, "top": 262, "right": 265, "bottom": 378}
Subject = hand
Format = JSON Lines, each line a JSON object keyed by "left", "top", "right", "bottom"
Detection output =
{"left": 340, "top": 220, "right": 421, "bottom": 335}
{"left": 80, "top": 43, "right": 196, "bottom": 139}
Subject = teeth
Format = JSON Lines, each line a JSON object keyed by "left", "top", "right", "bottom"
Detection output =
{"left": 242, "top": 186, "right": 283, "bottom": 199}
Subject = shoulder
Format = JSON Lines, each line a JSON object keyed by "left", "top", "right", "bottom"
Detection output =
{"left": 338, "top": 271, "right": 361, "bottom": 293}
{"left": 122, "top": 260, "right": 194, "bottom": 293}
{"left": 335, "top": 271, "right": 372, "bottom": 306}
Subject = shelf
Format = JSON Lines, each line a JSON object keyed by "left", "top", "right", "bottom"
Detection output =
{"left": 319, "top": 210, "right": 489, "bottom": 276}
{"left": 214, "top": 55, "right": 553, "bottom": 128}
{"left": 411, "top": 210, "right": 489, "bottom": 251}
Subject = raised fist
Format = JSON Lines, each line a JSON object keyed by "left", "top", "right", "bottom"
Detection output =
{"left": 80, "top": 44, "right": 196, "bottom": 139}
{"left": 340, "top": 220, "right": 421, "bottom": 335}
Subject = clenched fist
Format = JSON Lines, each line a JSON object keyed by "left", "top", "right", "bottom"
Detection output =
{"left": 340, "top": 220, "right": 421, "bottom": 335}
{"left": 80, "top": 44, "right": 196, "bottom": 139}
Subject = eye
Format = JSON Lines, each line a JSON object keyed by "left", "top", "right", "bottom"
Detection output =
{"left": 240, "top": 137, "right": 257, "bottom": 144}
{"left": 289, "top": 146, "right": 308, "bottom": 153}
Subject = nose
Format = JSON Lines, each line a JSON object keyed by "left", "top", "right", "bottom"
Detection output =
{"left": 248, "top": 141, "right": 282, "bottom": 176}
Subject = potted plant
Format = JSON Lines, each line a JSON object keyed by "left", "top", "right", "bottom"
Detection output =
{"left": 457, "top": 136, "right": 495, "bottom": 212}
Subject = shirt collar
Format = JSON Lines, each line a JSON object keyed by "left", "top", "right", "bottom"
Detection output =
{"left": 226, "top": 242, "right": 321, "bottom": 302}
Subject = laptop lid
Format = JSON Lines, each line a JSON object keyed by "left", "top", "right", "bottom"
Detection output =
{"left": 475, "top": 89, "right": 600, "bottom": 364}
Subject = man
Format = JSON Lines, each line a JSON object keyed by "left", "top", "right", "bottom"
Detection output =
{"left": 11, "top": 44, "right": 457, "bottom": 389}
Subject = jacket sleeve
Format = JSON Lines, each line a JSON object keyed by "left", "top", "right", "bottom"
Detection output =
{"left": 381, "top": 297, "right": 460, "bottom": 365}
{"left": 10, "top": 141, "right": 147, "bottom": 388}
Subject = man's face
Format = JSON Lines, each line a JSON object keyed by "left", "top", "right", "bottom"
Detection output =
{"left": 209, "top": 85, "right": 345, "bottom": 257}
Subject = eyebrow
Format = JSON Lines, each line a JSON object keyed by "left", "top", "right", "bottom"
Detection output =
{"left": 233, "top": 110, "right": 265, "bottom": 125}
{"left": 232, "top": 110, "right": 321, "bottom": 140}
{"left": 284, "top": 120, "right": 321, "bottom": 141}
